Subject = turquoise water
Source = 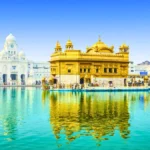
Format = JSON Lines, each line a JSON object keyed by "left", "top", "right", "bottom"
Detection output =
{"left": 0, "top": 88, "right": 150, "bottom": 150}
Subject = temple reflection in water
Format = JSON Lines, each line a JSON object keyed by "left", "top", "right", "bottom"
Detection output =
{"left": 41, "top": 91, "right": 150, "bottom": 146}
{"left": 43, "top": 92, "right": 130, "bottom": 145}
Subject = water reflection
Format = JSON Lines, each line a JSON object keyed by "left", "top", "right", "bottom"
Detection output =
{"left": 0, "top": 88, "right": 150, "bottom": 148}
{"left": 0, "top": 87, "right": 38, "bottom": 141}
{"left": 42, "top": 92, "right": 132, "bottom": 146}
{"left": 41, "top": 91, "right": 150, "bottom": 146}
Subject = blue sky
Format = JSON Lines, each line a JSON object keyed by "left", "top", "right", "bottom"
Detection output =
{"left": 0, "top": 0, "right": 150, "bottom": 63}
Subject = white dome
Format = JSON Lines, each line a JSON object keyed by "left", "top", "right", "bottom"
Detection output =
{"left": 19, "top": 51, "right": 25, "bottom": 57}
{"left": 6, "top": 34, "right": 16, "bottom": 42}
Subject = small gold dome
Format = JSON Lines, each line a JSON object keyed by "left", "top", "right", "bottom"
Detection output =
{"left": 119, "top": 43, "right": 129, "bottom": 50}
{"left": 66, "top": 39, "right": 73, "bottom": 46}
{"left": 66, "top": 39, "right": 73, "bottom": 49}
{"left": 55, "top": 41, "right": 62, "bottom": 52}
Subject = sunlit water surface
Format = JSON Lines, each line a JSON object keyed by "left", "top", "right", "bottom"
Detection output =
{"left": 0, "top": 88, "right": 150, "bottom": 150}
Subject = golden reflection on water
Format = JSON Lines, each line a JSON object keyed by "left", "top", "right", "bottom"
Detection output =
{"left": 41, "top": 91, "right": 142, "bottom": 145}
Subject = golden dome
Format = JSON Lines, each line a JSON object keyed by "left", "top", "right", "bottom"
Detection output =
{"left": 66, "top": 39, "right": 73, "bottom": 46}
{"left": 119, "top": 43, "right": 129, "bottom": 50}
{"left": 66, "top": 39, "right": 73, "bottom": 49}
{"left": 92, "top": 40, "right": 109, "bottom": 50}
{"left": 86, "top": 38, "right": 114, "bottom": 53}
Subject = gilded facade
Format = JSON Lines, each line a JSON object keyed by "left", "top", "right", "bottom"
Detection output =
{"left": 50, "top": 37, "right": 129, "bottom": 86}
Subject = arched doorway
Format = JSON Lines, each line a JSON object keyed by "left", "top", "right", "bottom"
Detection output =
{"left": 109, "top": 81, "right": 113, "bottom": 87}
{"left": 11, "top": 74, "right": 17, "bottom": 80}
{"left": 3, "top": 74, "right": 7, "bottom": 85}
{"left": 54, "top": 79, "right": 57, "bottom": 84}
{"left": 11, "top": 74, "right": 17, "bottom": 85}
{"left": 80, "top": 78, "right": 84, "bottom": 84}
{"left": 21, "top": 74, "right": 25, "bottom": 85}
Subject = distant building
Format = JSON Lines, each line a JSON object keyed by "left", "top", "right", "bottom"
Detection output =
{"left": 0, "top": 34, "right": 50, "bottom": 85}
{"left": 127, "top": 61, "right": 150, "bottom": 83}
{"left": 135, "top": 61, "right": 150, "bottom": 75}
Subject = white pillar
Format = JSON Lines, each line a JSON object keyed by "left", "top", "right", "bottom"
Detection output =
{"left": 0, "top": 74, "right": 2, "bottom": 85}
{"left": 25, "top": 74, "right": 28, "bottom": 85}
{"left": 17, "top": 73, "right": 19, "bottom": 85}
{"left": 7, "top": 73, "right": 11, "bottom": 85}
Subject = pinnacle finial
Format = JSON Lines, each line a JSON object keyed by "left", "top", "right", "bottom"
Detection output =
{"left": 55, "top": 40, "right": 61, "bottom": 47}
{"left": 98, "top": 35, "right": 101, "bottom": 41}
{"left": 56, "top": 40, "right": 59, "bottom": 46}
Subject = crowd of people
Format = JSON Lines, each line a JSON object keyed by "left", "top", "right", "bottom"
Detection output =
{"left": 42, "top": 77, "right": 150, "bottom": 90}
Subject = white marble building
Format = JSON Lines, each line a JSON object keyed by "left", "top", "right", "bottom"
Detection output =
{"left": 0, "top": 34, "right": 50, "bottom": 85}
{"left": 28, "top": 61, "right": 50, "bottom": 85}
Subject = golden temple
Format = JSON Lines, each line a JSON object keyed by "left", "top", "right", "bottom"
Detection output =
{"left": 50, "top": 37, "right": 129, "bottom": 86}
